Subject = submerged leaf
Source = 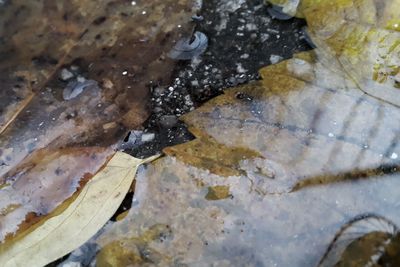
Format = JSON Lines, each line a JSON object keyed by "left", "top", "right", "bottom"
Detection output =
{"left": 0, "top": 0, "right": 198, "bottom": 242}
{"left": 60, "top": 1, "right": 400, "bottom": 266}
{"left": 265, "top": 0, "right": 400, "bottom": 106}
{"left": 172, "top": 55, "right": 400, "bottom": 193}
{"left": 164, "top": 137, "right": 261, "bottom": 177}
{"left": 0, "top": 152, "right": 158, "bottom": 267}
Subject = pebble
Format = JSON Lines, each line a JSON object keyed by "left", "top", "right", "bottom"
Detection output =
{"left": 60, "top": 68, "right": 74, "bottom": 81}
{"left": 141, "top": 133, "right": 155, "bottom": 142}
{"left": 270, "top": 54, "right": 283, "bottom": 64}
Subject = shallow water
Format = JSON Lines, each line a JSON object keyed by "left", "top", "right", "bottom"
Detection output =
{"left": 1, "top": 0, "right": 400, "bottom": 266}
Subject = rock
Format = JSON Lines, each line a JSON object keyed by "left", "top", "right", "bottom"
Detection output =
{"left": 60, "top": 68, "right": 74, "bottom": 81}
{"left": 141, "top": 133, "right": 155, "bottom": 142}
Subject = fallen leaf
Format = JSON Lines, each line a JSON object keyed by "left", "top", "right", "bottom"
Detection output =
{"left": 0, "top": 152, "right": 158, "bottom": 267}
{"left": 265, "top": 0, "right": 400, "bottom": 106}
{"left": 0, "top": 0, "right": 198, "bottom": 242}
{"left": 0, "top": 147, "right": 113, "bottom": 242}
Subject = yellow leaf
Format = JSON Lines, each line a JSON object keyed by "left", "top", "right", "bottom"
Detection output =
{"left": 0, "top": 152, "right": 158, "bottom": 267}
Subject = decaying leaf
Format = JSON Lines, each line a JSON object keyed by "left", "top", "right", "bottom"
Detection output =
{"left": 60, "top": 1, "right": 400, "bottom": 266}
{"left": 0, "top": 0, "right": 198, "bottom": 242}
{"left": 0, "top": 152, "right": 157, "bottom": 267}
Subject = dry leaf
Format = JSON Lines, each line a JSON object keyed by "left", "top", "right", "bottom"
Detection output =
{"left": 0, "top": 152, "right": 158, "bottom": 267}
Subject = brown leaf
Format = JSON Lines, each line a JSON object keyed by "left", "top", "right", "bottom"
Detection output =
{"left": 0, "top": 0, "right": 198, "bottom": 242}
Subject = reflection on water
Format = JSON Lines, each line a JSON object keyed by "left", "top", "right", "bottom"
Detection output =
{"left": 179, "top": 52, "right": 400, "bottom": 194}
{"left": 92, "top": 158, "right": 400, "bottom": 267}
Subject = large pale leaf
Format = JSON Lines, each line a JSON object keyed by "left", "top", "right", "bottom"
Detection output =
{"left": 173, "top": 52, "right": 399, "bottom": 193}
{"left": 65, "top": 1, "right": 400, "bottom": 265}
{"left": 0, "top": 152, "right": 157, "bottom": 267}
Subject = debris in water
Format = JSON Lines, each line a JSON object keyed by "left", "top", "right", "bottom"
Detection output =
{"left": 269, "top": 54, "right": 283, "bottom": 64}
{"left": 63, "top": 79, "right": 98, "bottom": 101}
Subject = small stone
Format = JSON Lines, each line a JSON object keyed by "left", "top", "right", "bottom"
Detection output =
{"left": 153, "top": 87, "right": 165, "bottom": 96}
{"left": 141, "top": 133, "right": 155, "bottom": 142}
{"left": 270, "top": 54, "right": 283, "bottom": 64}
{"left": 236, "top": 63, "right": 247, "bottom": 74}
{"left": 70, "top": 65, "right": 79, "bottom": 71}
{"left": 60, "top": 68, "right": 74, "bottom": 81}
{"left": 76, "top": 76, "right": 86, "bottom": 83}
{"left": 102, "top": 78, "right": 114, "bottom": 89}
{"left": 228, "top": 77, "right": 238, "bottom": 86}
{"left": 153, "top": 107, "right": 163, "bottom": 113}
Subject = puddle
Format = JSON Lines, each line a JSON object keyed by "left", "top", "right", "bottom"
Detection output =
{"left": 1, "top": 0, "right": 400, "bottom": 266}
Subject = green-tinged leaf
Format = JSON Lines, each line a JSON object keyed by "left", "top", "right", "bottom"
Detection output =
{"left": 265, "top": 0, "right": 400, "bottom": 106}
{"left": 0, "top": 152, "right": 158, "bottom": 267}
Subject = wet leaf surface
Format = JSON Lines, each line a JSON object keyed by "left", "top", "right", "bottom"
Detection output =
{"left": 64, "top": 1, "right": 400, "bottom": 266}
{"left": 0, "top": 0, "right": 197, "bottom": 244}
